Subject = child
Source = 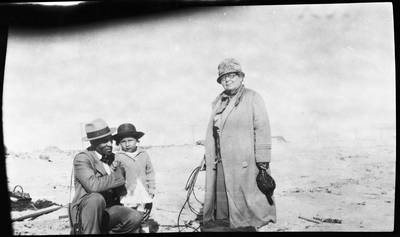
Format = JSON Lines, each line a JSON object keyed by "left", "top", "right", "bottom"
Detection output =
{"left": 112, "top": 123, "right": 155, "bottom": 228}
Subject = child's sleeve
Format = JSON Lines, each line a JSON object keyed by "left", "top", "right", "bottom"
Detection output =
{"left": 145, "top": 154, "right": 156, "bottom": 195}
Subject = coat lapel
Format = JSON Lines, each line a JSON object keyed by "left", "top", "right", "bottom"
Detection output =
{"left": 220, "top": 93, "right": 239, "bottom": 132}
{"left": 219, "top": 85, "right": 246, "bottom": 132}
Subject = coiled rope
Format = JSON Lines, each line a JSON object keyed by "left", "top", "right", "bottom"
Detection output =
{"left": 177, "top": 165, "right": 203, "bottom": 232}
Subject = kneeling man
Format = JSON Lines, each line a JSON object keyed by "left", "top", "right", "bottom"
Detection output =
{"left": 69, "top": 118, "right": 143, "bottom": 234}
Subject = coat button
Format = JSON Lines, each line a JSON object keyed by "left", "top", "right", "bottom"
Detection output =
{"left": 242, "top": 161, "right": 247, "bottom": 168}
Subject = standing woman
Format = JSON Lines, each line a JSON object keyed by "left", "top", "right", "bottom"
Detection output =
{"left": 202, "top": 58, "right": 277, "bottom": 231}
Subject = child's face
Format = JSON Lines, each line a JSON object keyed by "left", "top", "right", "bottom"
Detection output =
{"left": 119, "top": 137, "right": 138, "bottom": 152}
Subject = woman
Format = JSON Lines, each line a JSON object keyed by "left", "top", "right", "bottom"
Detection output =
{"left": 202, "top": 58, "right": 277, "bottom": 231}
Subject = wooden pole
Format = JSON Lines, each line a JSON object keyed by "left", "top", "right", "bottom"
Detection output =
{"left": 77, "top": 123, "right": 84, "bottom": 149}
{"left": 12, "top": 205, "right": 63, "bottom": 222}
{"left": 191, "top": 125, "right": 195, "bottom": 145}
{"left": 80, "top": 123, "right": 84, "bottom": 149}
{"left": 298, "top": 215, "right": 322, "bottom": 224}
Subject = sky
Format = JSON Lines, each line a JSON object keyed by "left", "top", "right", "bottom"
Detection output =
{"left": 2, "top": 3, "right": 395, "bottom": 152}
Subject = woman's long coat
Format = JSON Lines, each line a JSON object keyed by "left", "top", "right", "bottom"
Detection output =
{"left": 203, "top": 87, "right": 277, "bottom": 228}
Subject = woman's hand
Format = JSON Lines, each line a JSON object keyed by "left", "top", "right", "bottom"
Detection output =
{"left": 200, "top": 155, "right": 206, "bottom": 171}
{"left": 256, "top": 162, "right": 275, "bottom": 206}
{"left": 256, "top": 162, "right": 269, "bottom": 170}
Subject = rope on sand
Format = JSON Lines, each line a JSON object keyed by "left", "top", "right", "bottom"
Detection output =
{"left": 177, "top": 165, "right": 203, "bottom": 232}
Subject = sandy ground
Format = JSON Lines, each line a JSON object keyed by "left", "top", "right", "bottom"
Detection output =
{"left": 6, "top": 138, "right": 396, "bottom": 234}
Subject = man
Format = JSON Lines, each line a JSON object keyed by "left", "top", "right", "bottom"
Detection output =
{"left": 68, "top": 118, "right": 143, "bottom": 234}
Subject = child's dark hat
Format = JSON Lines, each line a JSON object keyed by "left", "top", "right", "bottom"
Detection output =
{"left": 112, "top": 123, "right": 144, "bottom": 142}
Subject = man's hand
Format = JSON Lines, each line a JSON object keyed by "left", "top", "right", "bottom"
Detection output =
{"left": 112, "top": 163, "right": 125, "bottom": 179}
{"left": 110, "top": 160, "right": 121, "bottom": 171}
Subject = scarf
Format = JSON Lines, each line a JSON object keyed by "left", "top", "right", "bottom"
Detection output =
{"left": 213, "top": 84, "right": 245, "bottom": 114}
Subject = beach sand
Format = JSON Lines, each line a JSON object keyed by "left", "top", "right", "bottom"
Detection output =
{"left": 6, "top": 138, "right": 396, "bottom": 234}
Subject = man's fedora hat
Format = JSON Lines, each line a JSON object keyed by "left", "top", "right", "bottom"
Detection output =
{"left": 82, "top": 118, "right": 116, "bottom": 141}
{"left": 112, "top": 123, "right": 145, "bottom": 142}
{"left": 216, "top": 58, "right": 245, "bottom": 84}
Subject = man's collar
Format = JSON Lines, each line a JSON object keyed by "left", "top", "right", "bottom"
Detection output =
{"left": 94, "top": 151, "right": 102, "bottom": 160}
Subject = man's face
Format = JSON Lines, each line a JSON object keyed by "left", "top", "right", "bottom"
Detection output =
{"left": 94, "top": 135, "right": 113, "bottom": 155}
{"left": 119, "top": 137, "right": 137, "bottom": 153}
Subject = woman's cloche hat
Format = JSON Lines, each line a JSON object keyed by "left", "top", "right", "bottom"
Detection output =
{"left": 112, "top": 123, "right": 145, "bottom": 142}
{"left": 82, "top": 118, "right": 116, "bottom": 141}
{"left": 216, "top": 58, "right": 245, "bottom": 84}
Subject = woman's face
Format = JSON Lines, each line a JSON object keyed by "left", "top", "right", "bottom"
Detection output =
{"left": 221, "top": 73, "right": 243, "bottom": 93}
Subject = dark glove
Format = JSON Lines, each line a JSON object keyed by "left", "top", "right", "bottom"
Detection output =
{"left": 256, "top": 162, "right": 276, "bottom": 206}
{"left": 142, "top": 202, "right": 153, "bottom": 224}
